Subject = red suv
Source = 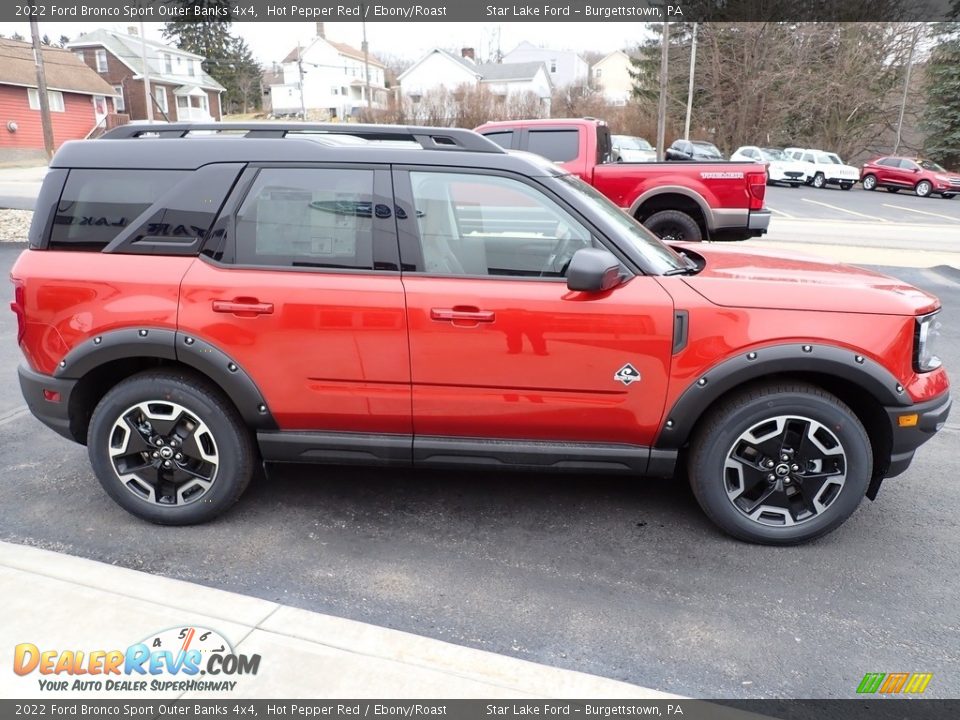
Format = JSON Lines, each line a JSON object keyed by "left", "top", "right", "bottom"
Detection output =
{"left": 9, "top": 123, "right": 951, "bottom": 544}
{"left": 861, "top": 156, "right": 960, "bottom": 198}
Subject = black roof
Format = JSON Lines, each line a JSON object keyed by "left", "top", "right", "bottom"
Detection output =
{"left": 54, "top": 122, "right": 558, "bottom": 175}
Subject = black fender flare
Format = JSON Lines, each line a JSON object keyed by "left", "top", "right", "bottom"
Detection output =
{"left": 655, "top": 343, "right": 911, "bottom": 450}
{"left": 53, "top": 328, "right": 277, "bottom": 431}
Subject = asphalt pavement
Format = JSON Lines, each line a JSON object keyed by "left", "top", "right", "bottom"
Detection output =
{"left": 764, "top": 183, "right": 960, "bottom": 225}
{"left": 1, "top": 241, "right": 958, "bottom": 699}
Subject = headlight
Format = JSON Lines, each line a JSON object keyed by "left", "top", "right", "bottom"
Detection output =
{"left": 915, "top": 311, "right": 943, "bottom": 372}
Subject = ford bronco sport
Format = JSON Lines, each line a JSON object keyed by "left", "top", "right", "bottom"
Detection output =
{"left": 10, "top": 123, "right": 951, "bottom": 544}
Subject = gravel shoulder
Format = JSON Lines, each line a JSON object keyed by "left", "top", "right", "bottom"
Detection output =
{"left": 0, "top": 209, "right": 31, "bottom": 241}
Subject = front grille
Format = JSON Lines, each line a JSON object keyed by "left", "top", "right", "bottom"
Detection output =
{"left": 948, "top": 178, "right": 960, "bottom": 187}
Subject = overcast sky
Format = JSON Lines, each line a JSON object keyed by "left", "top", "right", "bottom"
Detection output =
{"left": 0, "top": 21, "right": 650, "bottom": 64}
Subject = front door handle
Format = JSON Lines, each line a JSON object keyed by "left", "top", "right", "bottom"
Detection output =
{"left": 212, "top": 298, "right": 274, "bottom": 316}
{"left": 430, "top": 307, "right": 496, "bottom": 323}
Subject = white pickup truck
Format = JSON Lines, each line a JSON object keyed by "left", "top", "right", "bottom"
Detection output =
{"left": 785, "top": 148, "right": 860, "bottom": 190}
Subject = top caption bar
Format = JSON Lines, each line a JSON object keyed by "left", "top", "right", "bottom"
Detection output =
{"left": 5, "top": 0, "right": 959, "bottom": 22}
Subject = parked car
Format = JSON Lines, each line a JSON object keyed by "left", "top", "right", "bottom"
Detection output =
{"left": 664, "top": 139, "right": 725, "bottom": 161}
{"left": 791, "top": 149, "right": 860, "bottom": 190}
{"left": 861, "top": 156, "right": 960, "bottom": 199}
{"left": 476, "top": 118, "right": 769, "bottom": 243}
{"left": 11, "top": 122, "right": 951, "bottom": 544}
{"left": 730, "top": 146, "right": 811, "bottom": 187}
{"left": 612, "top": 135, "right": 657, "bottom": 163}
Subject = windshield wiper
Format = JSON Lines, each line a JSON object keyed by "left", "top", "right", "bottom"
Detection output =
{"left": 663, "top": 266, "right": 698, "bottom": 276}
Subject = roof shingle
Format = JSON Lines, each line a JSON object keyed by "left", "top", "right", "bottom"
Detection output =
{"left": 0, "top": 38, "right": 117, "bottom": 96}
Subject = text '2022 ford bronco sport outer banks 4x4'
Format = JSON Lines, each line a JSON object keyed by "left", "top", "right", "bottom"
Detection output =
{"left": 10, "top": 123, "right": 951, "bottom": 544}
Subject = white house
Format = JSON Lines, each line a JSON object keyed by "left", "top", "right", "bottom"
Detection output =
{"left": 592, "top": 50, "right": 635, "bottom": 106}
{"left": 271, "top": 23, "right": 387, "bottom": 119}
{"left": 502, "top": 41, "right": 589, "bottom": 89}
{"left": 398, "top": 48, "right": 552, "bottom": 112}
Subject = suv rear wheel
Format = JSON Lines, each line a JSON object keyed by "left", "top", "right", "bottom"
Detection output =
{"left": 643, "top": 209, "right": 702, "bottom": 242}
{"left": 88, "top": 370, "right": 256, "bottom": 525}
{"left": 688, "top": 382, "right": 871, "bottom": 545}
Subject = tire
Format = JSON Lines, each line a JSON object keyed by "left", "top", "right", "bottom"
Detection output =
{"left": 915, "top": 180, "right": 932, "bottom": 198}
{"left": 643, "top": 209, "right": 703, "bottom": 242}
{"left": 840, "top": 183, "right": 853, "bottom": 190}
{"left": 812, "top": 172, "right": 826, "bottom": 189}
{"left": 862, "top": 174, "right": 877, "bottom": 191}
{"left": 87, "top": 369, "right": 256, "bottom": 525}
{"left": 887, "top": 187, "right": 899, "bottom": 193}
{"left": 688, "top": 382, "right": 871, "bottom": 545}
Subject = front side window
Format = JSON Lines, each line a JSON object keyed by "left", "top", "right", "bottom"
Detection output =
{"left": 408, "top": 171, "right": 594, "bottom": 278}
{"left": 899, "top": 159, "right": 919, "bottom": 171}
{"left": 235, "top": 168, "right": 375, "bottom": 270}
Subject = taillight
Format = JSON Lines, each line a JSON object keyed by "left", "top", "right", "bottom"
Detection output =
{"left": 748, "top": 171, "right": 766, "bottom": 210}
{"left": 10, "top": 277, "right": 25, "bottom": 345}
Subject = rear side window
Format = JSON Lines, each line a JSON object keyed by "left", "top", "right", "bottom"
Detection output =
{"left": 235, "top": 167, "right": 375, "bottom": 270}
{"left": 527, "top": 130, "right": 580, "bottom": 163}
{"left": 483, "top": 131, "right": 513, "bottom": 149}
{"left": 51, "top": 170, "right": 188, "bottom": 251}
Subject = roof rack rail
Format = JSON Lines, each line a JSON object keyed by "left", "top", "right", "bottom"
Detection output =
{"left": 100, "top": 122, "right": 505, "bottom": 153}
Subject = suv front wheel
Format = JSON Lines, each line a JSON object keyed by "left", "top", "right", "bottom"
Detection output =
{"left": 688, "top": 382, "right": 871, "bottom": 544}
{"left": 88, "top": 370, "right": 256, "bottom": 525}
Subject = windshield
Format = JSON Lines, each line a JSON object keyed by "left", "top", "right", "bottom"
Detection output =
{"left": 918, "top": 159, "right": 946, "bottom": 172}
{"left": 613, "top": 136, "right": 653, "bottom": 151}
{"left": 693, "top": 142, "right": 723, "bottom": 158}
{"left": 761, "top": 148, "right": 787, "bottom": 161}
{"left": 553, "top": 173, "right": 686, "bottom": 274}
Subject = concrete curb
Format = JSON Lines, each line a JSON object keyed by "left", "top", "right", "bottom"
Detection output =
{"left": 0, "top": 541, "right": 682, "bottom": 700}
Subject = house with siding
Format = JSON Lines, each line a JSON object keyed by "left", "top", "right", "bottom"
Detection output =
{"left": 591, "top": 51, "right": 635, "bottom": 106}
{"left": 68, "top": 28, "right": 225, "bottom": 122}
{"left": 0, "top": 38, "right": 118, "bottom": 162}
{"left": 502, "top": 41, "right": 588, "bottom": 90}
{"left": 398, "top": 48, "right": 552, "bottom": 113}
{"left": 270, "top": 24, "right": 388, "bottom": 119}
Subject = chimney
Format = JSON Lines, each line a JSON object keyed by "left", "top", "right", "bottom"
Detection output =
{"left": 316, "top": 22, "right": 325, "bottom": 39}
{"left": 461, "top": 47, "right": 475, "bottom": 62}
{"left": 128, "top": 26, "right": 138, "bottom": 36}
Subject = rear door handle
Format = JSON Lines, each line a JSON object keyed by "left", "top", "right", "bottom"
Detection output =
{"left": 430, "top": 307, "right": 496, "bottom": 323}
{"left": 212, "top": 298, "right": 274, "bottom": 316}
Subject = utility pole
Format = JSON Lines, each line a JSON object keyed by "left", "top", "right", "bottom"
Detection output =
{"left": 894, "top": 24, "right": 921, "bottom": 154}
{"left": 684, "top": 22, "right": 698, "bottom": 140}
{"left": 361, "top": 13, "right": 372, "bottom": 111}
{"left": 297, "top": 44, "right": 307, "bottom": 120}
{"left": 139, "top": 21, "right": 154, "bottom": 121}
{"left": 29, "top": 19, "right": 55, "bottom": 160}
{"left": 656, "top": 22, "right": 669, "bottom": 161}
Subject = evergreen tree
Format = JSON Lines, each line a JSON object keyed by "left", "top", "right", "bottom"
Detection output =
{"left": 164, "top": 2, "right": 262, "bottom": 115}
{"left": 922, "top": 22, "right": 960, "bottom": 170}
{"left": 58, "top": 35, "right": 71, "bottom": 48}
{"left": 41, "top": 34, "right": 51, "bottom": 46}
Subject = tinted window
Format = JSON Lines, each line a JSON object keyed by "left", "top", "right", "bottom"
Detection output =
{"left": 483, "top": 131, "right": 513, "bottom": 149}
{"left": 898, "top": 159, "right": 919, "bottom": 170}
{"left": 51, "top": 170, "right": 188, "bottom": 251}
{"left": 235, "top": 168, "right": 375, "bottom": 270}
{"left": 526, "top": 130, "right": 580, "bottom": 163}
{"left": 408, "top": 171, "right": 594, "bottom": 278}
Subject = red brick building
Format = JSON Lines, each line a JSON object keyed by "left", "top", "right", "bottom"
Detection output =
{"left": 69, "top": 28, "right": 225, "bottom": 123}
{"left": 0, "top": 39, "right": 118, "bottom": 161}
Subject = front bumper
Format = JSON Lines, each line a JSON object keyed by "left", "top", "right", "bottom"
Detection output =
{"left": 884, "top": 391, "right": 952, "bottom": 478}
{"left": 18, "top": 362, "right": 79, "bottom": 443}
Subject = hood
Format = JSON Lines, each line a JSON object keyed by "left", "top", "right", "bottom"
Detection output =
{"left": 675, "top": 244, "right": 939, "bottom": 315}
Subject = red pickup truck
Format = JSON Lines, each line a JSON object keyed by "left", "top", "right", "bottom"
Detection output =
{"left": 475, "top": 118, "right": 771, "bottom": 243}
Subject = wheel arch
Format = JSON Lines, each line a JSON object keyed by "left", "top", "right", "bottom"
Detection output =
{"left": 56, "top": 328, "right": 277, "bottom": 444}
{"left": 629, "top": 187, "right": 711, "bottom": 236}
{"left": 656, "top": 344, "right": 908, "bottom": 488}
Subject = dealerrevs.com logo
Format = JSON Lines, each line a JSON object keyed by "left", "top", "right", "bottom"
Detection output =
{"left": 13, "top": 626, "right": 261, "bottom": 692}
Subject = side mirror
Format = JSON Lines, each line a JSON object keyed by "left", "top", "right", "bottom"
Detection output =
{"left": 566, "top": 248, "right": 622, "bottom": 292}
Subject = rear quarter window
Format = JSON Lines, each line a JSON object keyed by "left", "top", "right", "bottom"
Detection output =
{"left": 50, "top": 169, "right": 188, "bottom": 251}
{"left": 526, "top": 130, "right": 580, "bottom": 163}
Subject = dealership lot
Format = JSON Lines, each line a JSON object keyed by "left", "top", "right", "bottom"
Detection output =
{"left": 765, "top": 183, "right": 960, "bottom": 224}
{"left": 1, "top": 240, "right": 959, "bottom": 699}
